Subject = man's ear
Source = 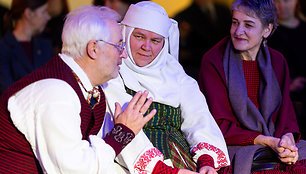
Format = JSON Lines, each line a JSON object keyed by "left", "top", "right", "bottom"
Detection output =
{"left": 87, "top": 40, "right": 99, "bottom": 60}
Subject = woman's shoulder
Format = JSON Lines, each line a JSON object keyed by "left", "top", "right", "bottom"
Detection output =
{"left": 268, "top": 47, "right": 289, "bottom": 79}
{"left": 268, "top": 47, "right": 287, "bottom": 65}
{"left": 0, "top": 32, "right": 17, "bottom": 45}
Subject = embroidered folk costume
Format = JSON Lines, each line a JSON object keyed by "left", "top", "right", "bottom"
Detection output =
{"left": 103, "top": 1, "right": 230, "bottom": 173}
{"left": 0, "top": 54, "right": 136, "bottom": 173}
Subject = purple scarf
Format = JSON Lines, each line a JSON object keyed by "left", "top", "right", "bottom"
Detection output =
{"left": 223, "top": 40, "right": 282, "bottom": 136}
{"left": 223, "top": 39, "right": 306, "bottom": 174}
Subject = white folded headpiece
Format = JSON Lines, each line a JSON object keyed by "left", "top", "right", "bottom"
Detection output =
{"left": 121, "top": 1, "right": 172, "bottom": 38}
{"left": 121, "top": 1, "right": 180, "bottom": 60}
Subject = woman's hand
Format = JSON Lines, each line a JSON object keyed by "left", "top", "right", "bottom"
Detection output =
{"left": 278, "top": 148, "right": 298, "bottom": 164}
{"left": 279, "top": 133, "right": 297, "bottom": 151}
{"left": 254, "top": 135, "right": 283, "bottom": 154}
{"left": 254, "top": 134, "right": 299, "bottom": 165}
{"left": 198, "top": 166, "right": 217, "bottom": 174}
{"left": 278, "top": 133, "right": 298, "bottom": 164}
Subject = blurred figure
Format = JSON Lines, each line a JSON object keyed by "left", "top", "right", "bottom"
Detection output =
{"left": 42, "top": 0, "right": 69, "bottom": 54}
{"left": 93, "top": 0, "right": 148, "bottom": 21}
{"left": 174, "top": 0, "right": 232, "bottom": 80}
{"left": 0, "top": 4, "right": 8, "bottom": 36}
{"left": 268, "top": 0, "right": 306, "bottom": 139}
{"left": 0, "top": 0, "right": 53, "bottom": 95}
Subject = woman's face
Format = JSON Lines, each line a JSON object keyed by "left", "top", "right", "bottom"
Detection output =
{"left": 274, "top": 0, "right": 297, "bottom": 21}
{"left": 129, "top": 28, "right": 164, "bottom": 67}
{"left": 230, "top": 8, "right": 272, "bottom": 56}
{"left": 28, "top": 3, "right": 51, "bottom": 35}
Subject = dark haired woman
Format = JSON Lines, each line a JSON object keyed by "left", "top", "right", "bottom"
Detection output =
{"left": 0, "top": 0, "right": 53, "bottom": 94}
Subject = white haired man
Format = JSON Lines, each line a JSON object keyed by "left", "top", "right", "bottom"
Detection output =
{"left": 0, "top": 5, "right": 157, "bottom": 173}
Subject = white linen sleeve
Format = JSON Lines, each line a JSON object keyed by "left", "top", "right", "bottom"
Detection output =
{"left": 8, "top": 79, "right": 118, "bottom": 174}
{"left": 179, "top": 76, "right": 230, "bottom": 169}
{"left": 102, "top": 77, "right": 169, "bottom": 174}
{"left": 116, "top": 131, "right": 165, "bottom": 174}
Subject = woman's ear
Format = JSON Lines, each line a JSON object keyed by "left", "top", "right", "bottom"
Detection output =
{"left": 24, "top": 8, "right": 33, "bottom": 20}
{"left": 263, "top": 24, "right": 273, "bottom": 39}
{"left": 87, "top": 40, "right": 99, "bottom": 60}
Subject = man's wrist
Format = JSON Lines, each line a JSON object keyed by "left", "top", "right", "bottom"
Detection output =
{"left": 104, "top": 123, "right": 135, "bottom": 156}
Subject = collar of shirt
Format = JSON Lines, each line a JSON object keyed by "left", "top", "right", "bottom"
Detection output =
{"left": 59, "top": 53, "right": 94, "bottom": 99}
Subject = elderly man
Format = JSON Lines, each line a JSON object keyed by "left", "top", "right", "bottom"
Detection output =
{"left": 0, "top": 5, "right": 157, "bottom": 173}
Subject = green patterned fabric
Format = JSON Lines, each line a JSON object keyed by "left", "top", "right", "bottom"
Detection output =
{"left": 125, "top": 87, "right": 197, "bottom": 171}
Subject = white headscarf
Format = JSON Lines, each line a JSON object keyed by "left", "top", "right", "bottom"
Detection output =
{"left": 118, "top": 1, "right": 183, "bottom": 106}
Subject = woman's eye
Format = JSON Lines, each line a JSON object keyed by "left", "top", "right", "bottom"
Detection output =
{"left": 245, "top": 24, "right": 253, "bottom": 28}
{"left": 232, "top": 21, "right": 238, "bottom": 25}
{"left": 152, "top": 40, "right": 160, "bottom": 44}
{"left": 134, "top": 35, "right": 143, "bottom": 39}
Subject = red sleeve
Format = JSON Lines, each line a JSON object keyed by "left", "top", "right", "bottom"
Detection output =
{"left": 198, "top": 38, "right": 261, "bottom": 145}
{"left": 152, "top": 161, "right": 179, "bottom": 174}
{"left": 197, "top": 154, "right": 215, "bottom": 170}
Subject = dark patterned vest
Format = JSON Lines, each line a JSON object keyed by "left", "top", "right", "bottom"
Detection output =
{"left": 0, "top": 56, "right": 106, "bottom": 173}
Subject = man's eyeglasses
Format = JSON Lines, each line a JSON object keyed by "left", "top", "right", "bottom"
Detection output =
{"left": 97, "top": 40, "right": 126, "bottom": 55}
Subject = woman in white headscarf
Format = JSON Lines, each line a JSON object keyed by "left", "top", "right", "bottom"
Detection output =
{"left": 102, "top": 1, "right": 230, "bottom": 173}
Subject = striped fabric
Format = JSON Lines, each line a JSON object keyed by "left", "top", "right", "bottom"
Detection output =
{"left": 125, "top": 87, "right": 197, "bottom": 171}
{"left": 0, "top": 56, "right": 106, "bottom": 173}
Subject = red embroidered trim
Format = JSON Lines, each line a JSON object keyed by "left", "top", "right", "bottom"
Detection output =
{"left": 152, "top": 161, "right": 179, "bottom": 174}
{"left": 191, "top": 142, "right": 228, "bottom": 168}
{"left": 134, "top": 148, "right": 164, "bottom": 174}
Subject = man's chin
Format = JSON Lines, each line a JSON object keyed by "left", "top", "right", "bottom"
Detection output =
{"left": 111, "top": 72, "right": 119, "bottom": 79}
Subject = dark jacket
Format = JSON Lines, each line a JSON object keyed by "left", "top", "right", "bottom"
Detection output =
{"left": 0, "top": 32, "right": 53, "bottom": 94}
